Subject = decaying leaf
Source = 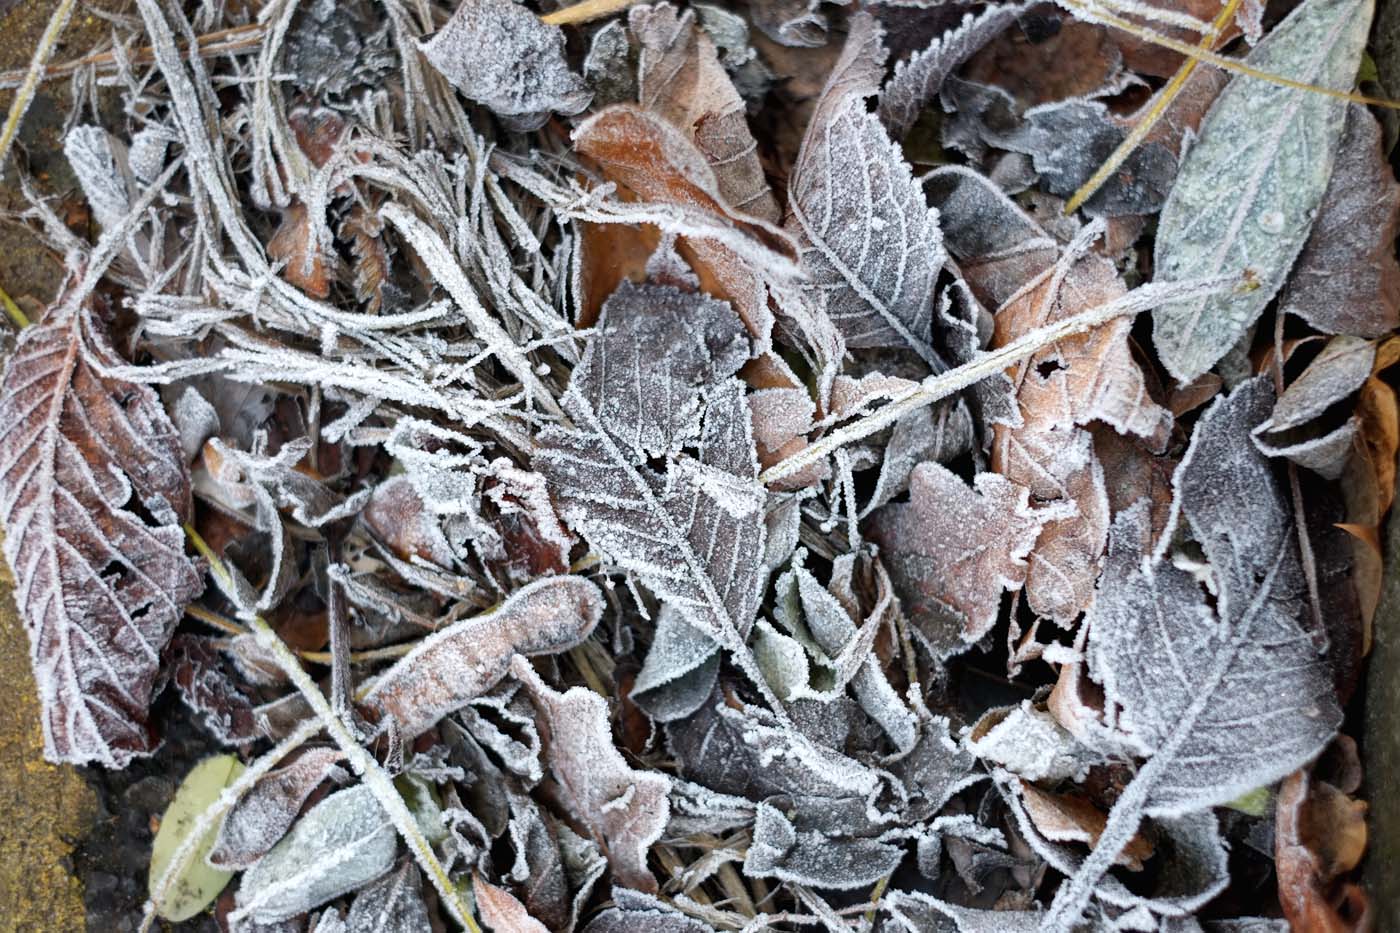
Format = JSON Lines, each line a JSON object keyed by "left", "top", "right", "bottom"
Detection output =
{"left": 419, "top": 0, "right": 591, "bottom": 129}
{"left": 346, "top": 863, "right": 434, "bottom": 932}
{"left": 1151, "top": 0, "right": 1374, "bottom": 382}
{"left": 870, "top": 461, "right": 1067, "bottom": 651}
{"left": 512, "top": 656, "right": 671, "bottom": 893}
{"left": 210, "top": 747, "right": 346, "bottom": 870}
{"left": 0, "top": 305, "right": 203, "bottom": 766}
{"left": 786, "top": 12, "right": 947, "bottom": 368}
{"left": 632, "top": 3, "right": 779, "bottom": 222}
{"left": 361, "top": 575, "right": 604, "bottom": 737}
{"left": 476, "top": 873, "right": 550, "bottom": 933}
{"left": 1281, "top": 105, "right": 1400, "bottom": 338}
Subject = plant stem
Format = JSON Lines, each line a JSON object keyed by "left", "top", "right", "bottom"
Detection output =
{"left": 540, "top": 0, "right": 642, "bottom": 25}
{"left": 185, "top": 525, "right": 483, "bottom": 933}
{"left": 0, "top": 0, "right": 77, "bottom": 174}
{"left": 1064, "top": 0, "right": 1243, "bottom": 214}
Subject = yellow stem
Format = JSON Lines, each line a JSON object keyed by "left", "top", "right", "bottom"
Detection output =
{"left": 1061, "top": 0, "right": 1400, "bottom": 109}
{"left": 0, "top": 280, "right": 31, "bottom": 329}
{"left": 1064, "top": 0, "right": 1243, "bottom": 214}
{"left": 0, "top": 0, "right": 78, "bottom": 171}
{"left": 540, "top": 0, "right": 641, "bottom": 25}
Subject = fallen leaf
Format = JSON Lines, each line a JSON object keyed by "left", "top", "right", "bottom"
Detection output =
{"left": 1276, "top": 769, "right": 1370, "bottom": 933}
{"left": 475, "top": 873, "right": 550, "bottom": 933}
{"left": 511, "top": 656, "right": 672, "bottom": 893}
{"left": 1280, "top": 105, "right": 1400, "bottom": 338}
{"left": 1151, "top": 0, "right": 1374, "bottom": 382}
{"left": 149, "top": 755, "right": 246, "bottom": 922}
{"left": 0, "top": 305, "right": 203, "bottom": 766}
{"left": 786, "top": 12, "right": 948, "bottom": 369}
{"left": 1017, "top": 781, "right": 1153, "bottom": 870}
{"left": 360, "top": 575, "right": 604, "bottom": 737}
{"left": 268, "top": 201, "right": 334, "bottom": 299}
{"left": 209, "top": 747, "right": 346, "bottom": 870}
{"left": 346, "top": 863, "right": 434, "bottom": 932}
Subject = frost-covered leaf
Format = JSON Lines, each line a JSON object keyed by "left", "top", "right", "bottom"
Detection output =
{"left": 570, "top": 280, "right": 748, "bottom": 459}
{"left": 475, "top": 874, "right": 549, "bottom": 933}
{"left": 631, "top": 604, "right": 722, "bottom": 722}
{"left": 148, "top": 755, "right": 246, "bottom": 922}
{"left": 346, "top": 863, "right": 432, "bottom": 933}
{"left": 786, "top": 12, "right": 947, "bottom": 368}
{"left": 1045, "top": 381, "right": 1342, "bottom": 927}
{"left": 1280, "top": 105, "right": 1400, "bottom": 337}
{"left": 632, "top": 3, "right": 779, "bottom": 222}
{"left": 419, "top": 0, "right": 590, "bottom": 129}
{"left": 1257, "top": 337, "right": 1374, "bottom": 434}
{"left": 744, "top": 801, "right": 905, "bottom": 889}
{"left": 885, "top": 891, "right": 1042, "bottom": 933}
{"left": 877, "top": 4, "right": 1031, "bottom": 139}
{"left": 361, "top": 575, "right": 604, "bottom": 737}
{"left": 966, "top": 702, "right": 1100, "bottom": 783}
{"left": 535, "top": 376, "right": 766, "bottom": 679}
{"left": 869, "top": 461, "right": 1067, "bottom": 651}
{"left": 0, "top": 306, "right": 203, "bottom": 766}
{"left": 573, "top": 105, "right": 798, "bottom": 342}
{"left": 1016, "top": 781, "right": 1153, "bottom": 870}
{"left": 237, "top": 785, "right": 397, "bottom": 924}
{"left": 209, "top": 747, "right": 345, "bottom": 870}
{"left": 512, "top": 656, "right": 672, "bottom": 893}
{"left": 1151, "top": 0, "right": 1374, "bottom": 382}
{"left": 582, "top": 888, "right": 713, "bottom": 932}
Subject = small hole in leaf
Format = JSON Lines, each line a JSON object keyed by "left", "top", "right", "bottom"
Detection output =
{"left": 1036, "top": 359, "right": 1065, "bottom": 379}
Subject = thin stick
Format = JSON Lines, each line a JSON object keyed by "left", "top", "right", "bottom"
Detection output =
{"left": 540, "top": 0, "right": 642, "bottom": 25}
{"left": 0, "top": 22, "right": 265, "bottom": 90}
{"left": 758, "top": 274, "right": 1238, "bottom": 487}
{"left": 185, "top": 525, "right": 484, "bottom": 933}
{"left": 1064, "top": 0, "right": 1243, "bottom": 214}
{"left": 0, "top": 0, "right": 77, "bottom": 173}
{"left": 1059, "top": 0, "right": 1400, "bottom": 110}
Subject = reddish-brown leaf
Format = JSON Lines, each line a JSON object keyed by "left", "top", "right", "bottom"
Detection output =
{"left": 0, "top": 306, "right": 203, "bottom": 766}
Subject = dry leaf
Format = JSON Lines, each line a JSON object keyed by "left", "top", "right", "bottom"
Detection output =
{"left": 268, "top": 201, "right": 335, "bottom": 299}
{"left": 512, "top": 656, "right": 672, "bottom": 893}
{"left": 209, "top": 747, "right": 346, "bottom": 870}
{"left": 475, "top": 873, "right": 550, "bottom": 933}
{"left": 361, "top": 575, "right": 604, "bottom": 737}
{"left": 1017, "top": 781, "right": 1153, "bottom": 870}
{"left": 0, "top": 305, "right": 203, "bottom": 766}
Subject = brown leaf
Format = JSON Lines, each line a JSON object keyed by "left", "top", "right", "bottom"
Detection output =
{"left": 868, "top": 461, "right": 1067, "bottom": 649}
{"left": 0, "top": 306, "right": 203, "bottom": 766}
{"left": 1281, "top": 105, "right": 1400, "bottom": 338}
{"left": 632, "top": 3, "right": 779, "bottom": 223}
{"left": 1017, "top": 781, "right": 1153, "bottom": 870}
{"left": 209, "top": 747, "right": 345, "bottom": 870}
{"left": 268, "top": 201, "right": 333, "bottom": 299}
{"left": 1276, "top": 769, "right": 1371, "bottom": 933}
{"left": 475, "top": 874, "right": 550, "bottom": 933}
{"left": 511, "top": 655, "right": 671, "bottom": 894}
{"left": 573, "top": 105, "right": 796, "bottom": 342}
{"left": 360, "top": 475, "right": 455, "bottom": 569}
{"left": 340, "top": 202, "right": 389, "bottom": 314}
{"left": 360, "top": 575, "right": 604, "bottom": 737}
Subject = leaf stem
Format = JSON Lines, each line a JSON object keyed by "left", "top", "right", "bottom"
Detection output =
{"left": 184, "top": 524, "right": 484, "bottom": 933}
{"left": 0, "top": 0, "right": 77, "bottom": 174}
{"left": 1064, "top": 0, "right": 1243, "bottom": 214}
{"left": 0, "top": 280, "right": 31, "bottom": 329}
{"left": 758, "top": 275, "right": 1237, "bottom": 486}
{"left": 539, "top": 0, "right": 642, "bottom": 26}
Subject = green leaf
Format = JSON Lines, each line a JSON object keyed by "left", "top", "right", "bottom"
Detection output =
{"left": 1151, "top": 0, "right": 1373, "bottom": 383}
{"left": 149, "top": 754, "right": 247, "bottom": 922}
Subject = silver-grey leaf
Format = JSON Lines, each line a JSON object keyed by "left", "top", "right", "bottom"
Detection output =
{"left": 346, "top": 863, "right": 431, "bottom": 933}
{"left": 237, "top": 785, "right": 397, "bottom": 924}
{"left": 1150, "top": 0, "right": 1374, "bottom": 382}
{"left": 418, "top": 0, "right": 591, "bottom": 130}
{"left": 786, "top": 12, "right": 947, "bottom": 369}
{"left": 534, "top": 376, "right": 766, "bottom": 677}
{"left": 743, "top": 801, "right": 905, "bottom": 890}
{"left": 571, "top": 281, "right": 749, "bottom": 460}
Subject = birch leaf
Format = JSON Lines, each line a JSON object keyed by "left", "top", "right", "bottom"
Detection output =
{"left": 360, "top": 575, "right": 605, "bottom": 738}
{"left": 148, "top": 755, "right": 246, "bottom": 922}
{"left": 419, "top": 0, "right": 591, "bottom": 129}
{"left": 877, "top": 4, "right": 1031, "bottom": 140}
{"left": 571, "top": 280, "right": 748, "bottom": 460}
{"left": 209, "top": 747, "right": 346, "bottom": 870}
{"left": 535, "top": 376, "right": 766, "bottom": 662}
{"left": 786, "top": 12, "right": 948, "bottom": 369}
{"left": 1280, "top": 105, "right": 1400, "bottom": 337}
{"left": 0, "top": 306, "right": 202, "bottom": 767}
{"left": 237, "top": 785, "right": 397, "bottom": 924}
{"left": 632, "top": 2, "right": 780, "bottom": 222}
{"left": 346, "top": 863, "right": 432, "bottom": 933}
{"left": 1151, "top": 0, "right": 1374, "bottom": 382}
{"left": 511, "top": 656, "right": 672, "bottom": 894}
{"left": 869, "top": 461, "right": 1068, "bottom": 648}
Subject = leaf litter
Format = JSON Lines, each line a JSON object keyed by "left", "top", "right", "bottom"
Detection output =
{"left": 0, "top": 0, "right": 1392, "bottom": 929}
